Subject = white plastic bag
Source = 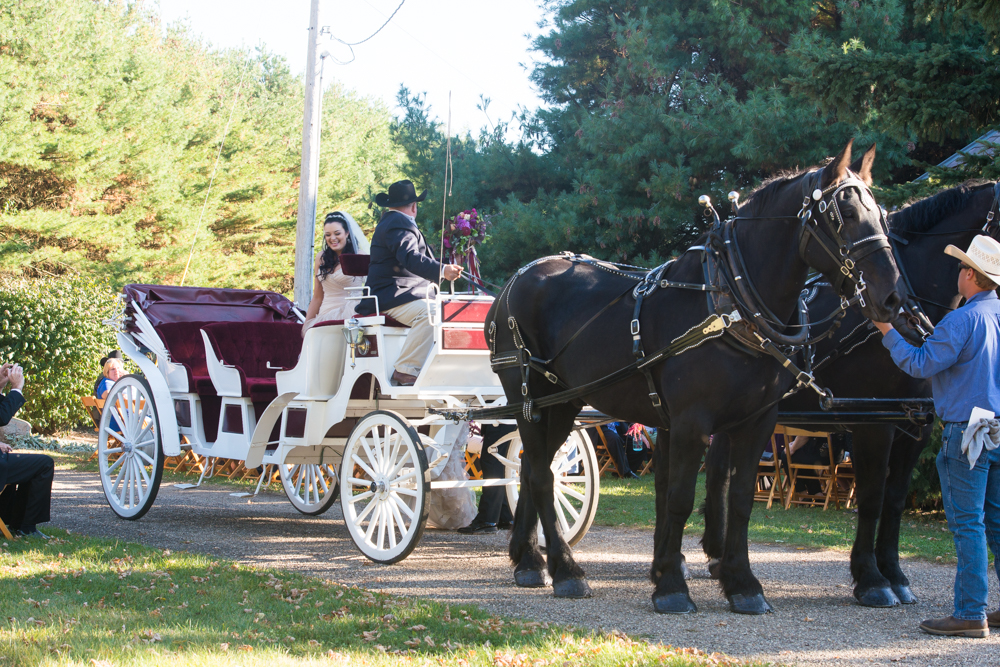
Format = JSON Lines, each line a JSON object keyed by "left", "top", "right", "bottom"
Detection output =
{"left": 426, "top": 422, "right": 477, "bottom": 529}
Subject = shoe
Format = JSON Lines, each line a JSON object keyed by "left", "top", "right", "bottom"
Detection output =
{"left": 457, "top": 518, "right": 498, "bottom": 534}
{"left": 391, "top": 370, "right": 417, "bottom": 387}
{"left": 988, "top": 610, "right": 1000, "bottom": 628}
{"left": 15, "top": 529, "right": 50, "bottom": 540}
{"left": 497, "top": 520, "right": 513, "bottom": 530}
{"left": 919, "top": 616, "right": 988, "bottom": 638}
{"left": 621, "top": 471, "right": 639, "bottom": 479}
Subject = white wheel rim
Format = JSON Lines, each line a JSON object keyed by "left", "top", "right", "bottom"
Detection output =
{"left": 98, "top": 377, "right": 159, "bottom": 518}
{"left": 281, "top": 463, "right": 338, "bottom": 511}
{"left": 503, "top": 429, "right": 599, "bottom": 547}
{"left": 341, "top": 414, "right": 425, "bottom": 561}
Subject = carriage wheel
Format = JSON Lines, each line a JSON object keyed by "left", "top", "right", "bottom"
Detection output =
{"left": 280, "top": 463, "right": 339, "bottom": 515}
{"left": 502, "top": 428, "right": 599, "bottom": 547}
{"left": 340, "top": 411, "right": 429, "bottom": 563}
{"left": 97, "top": 374, "right": 164, "bottom": 520}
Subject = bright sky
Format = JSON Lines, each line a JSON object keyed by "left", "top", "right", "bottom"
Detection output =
{"left": 155, "top": 0, "right": 551, "bottom": 135}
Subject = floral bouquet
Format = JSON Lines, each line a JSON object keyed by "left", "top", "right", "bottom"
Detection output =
{"left": 443, "top": 208, "right": 490, "bottom": 288}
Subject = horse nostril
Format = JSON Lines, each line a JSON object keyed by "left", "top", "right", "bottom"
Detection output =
{"left": 884, "top": 291, "right": 903, "bottom": 314}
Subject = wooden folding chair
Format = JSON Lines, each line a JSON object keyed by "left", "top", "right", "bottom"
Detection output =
{"left": 638, "top": 426, "right": 655, "bottom": 476}
{"left": 833, "top": 450, "right": 856, "bottom": 509}
{"left": 779, "top": 426, "right": 838, "bottom": 510}
{"left": 464, "top": 451, "right": 483, "bottom": 480}
{"left": 754, "top": 432, "right": 787, "bottom": 509}
{"left": 593, "top": 426, "right": 624, "bottom": 477}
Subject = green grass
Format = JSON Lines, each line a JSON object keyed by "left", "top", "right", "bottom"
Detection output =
{"left": 0, "top": 530, "right": 767, "bottom": 667}
{"left": 596, "top": 474, "right": 955, "bottom": 563}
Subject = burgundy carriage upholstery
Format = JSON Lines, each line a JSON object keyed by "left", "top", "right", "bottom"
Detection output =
{"left": 339, "top": 253, "right": 370, "bottom": 277}
{"left": 200, "top": 321, "right": 304, "bottom": 402}
{"left": 123, "top": 284, "right": 298, "bottom": 330}
{"left": 155, "top": 321, "right": 218, "bottom": 396}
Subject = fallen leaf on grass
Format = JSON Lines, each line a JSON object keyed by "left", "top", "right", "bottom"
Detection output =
{"left": 219, "top": 643, "right": 229, "bottom": 651}
{"left": 308, "top": 639, "right": 320, "bottom": 647}
{"left": 409, "top": 624, "right": 427, "bottom": 631}
{"left": 238, "top": 645, "right": 253, "bottom": 652}
{"left": 403, "top": 639, "right": 421, "bottom": 648}
{"left": 361, "top": 630, "right": 379, "bottom": 641}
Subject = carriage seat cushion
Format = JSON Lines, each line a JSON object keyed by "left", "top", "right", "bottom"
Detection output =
{"left": 155, "top": 321, "right": 218, "bottom": 396}
{"left": 201, "top": 321, "right": 304, "bottom": 400}
{"left": 339, "top": 253, "right": 369, "bottom": 277}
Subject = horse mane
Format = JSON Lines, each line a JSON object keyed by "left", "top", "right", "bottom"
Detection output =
{"left": 738, "top": 167, "right": 814, "bottom": 218}
{"left": 889, "top": 181, "right": 993, "bottom": 235}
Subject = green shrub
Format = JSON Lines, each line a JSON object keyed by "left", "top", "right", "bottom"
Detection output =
{"left": 907, "top": 419, "right": 943, "bottom": 510}
{"left": 0, "top": 275, "right": 119, "bottom": 434}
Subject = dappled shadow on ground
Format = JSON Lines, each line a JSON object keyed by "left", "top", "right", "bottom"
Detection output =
{"left": 53, "top": 472, "right": 999, "bottom": 667}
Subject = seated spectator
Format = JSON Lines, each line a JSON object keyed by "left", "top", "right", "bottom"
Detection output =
{"left": 0, "top": 362, "right": 54, "bottom": 539}
{"left": 624, "top": 423, "right": 652, "bottom": 473}
{"left": 93, "top": 350, "right": 123, "bottom": 397}
{"left": 95, "top": 358, "right": 124, "bottom": 433}
{"left": 95, "top": 357, "right": 124, "bottom": 400}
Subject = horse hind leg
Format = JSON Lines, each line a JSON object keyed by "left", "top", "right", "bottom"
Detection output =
{"left": 509, "top": 454, "right": 550, "bottom": 588}
{"left": 701, "top": 433, "right": 731, "bottom": 579}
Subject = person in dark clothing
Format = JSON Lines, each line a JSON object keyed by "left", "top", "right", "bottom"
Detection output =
{"left": 458, "top": 423, "right": 516, "bottom": 534}
{"left": 0, "top": 362, "right": 54, "bottom": 539}
{"left": 354, "top": 180, "right": 462, "bottom": 386}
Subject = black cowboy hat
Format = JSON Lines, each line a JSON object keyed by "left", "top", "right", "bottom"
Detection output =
{"left": 99, "top": 349, "right": 123, "bottom": 368}
{"left": 374, "top": 180, "right": 427, "bottom": 208}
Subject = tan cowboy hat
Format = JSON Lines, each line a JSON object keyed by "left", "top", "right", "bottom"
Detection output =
{"left": 945, "top": 235, "right": 1000, "bottom": 283}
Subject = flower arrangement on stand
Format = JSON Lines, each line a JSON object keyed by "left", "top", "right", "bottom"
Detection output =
{"left": 443, "top": 208, "right": 490, "bottom": 291}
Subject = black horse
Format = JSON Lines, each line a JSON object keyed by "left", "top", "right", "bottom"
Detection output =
{"left": 486, "top": 141, "right": 903, "bottom": 615}
{"left": 702, "top": 180, "right": 999, "bottom": 608}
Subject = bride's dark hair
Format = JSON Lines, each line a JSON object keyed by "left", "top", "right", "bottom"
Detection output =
{"left": 318, "top": 212, "right": 357, "bottom": 278}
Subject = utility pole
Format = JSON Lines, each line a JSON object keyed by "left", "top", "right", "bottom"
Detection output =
{"left": 293, "top": 0, "right": 325, "bottom": 309}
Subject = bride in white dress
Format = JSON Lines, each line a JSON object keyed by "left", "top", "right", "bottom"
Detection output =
{"left": 301, "top": 211, "right": 370, "bottom": 336}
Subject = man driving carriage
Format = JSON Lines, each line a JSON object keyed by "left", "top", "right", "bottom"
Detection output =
{"left": 356, "top": 180, "right": 463, "bottom": 386}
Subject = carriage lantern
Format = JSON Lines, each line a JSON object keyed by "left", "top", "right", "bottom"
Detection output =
{"left": 343, "top": 317, "right": 369, "bottom": 367}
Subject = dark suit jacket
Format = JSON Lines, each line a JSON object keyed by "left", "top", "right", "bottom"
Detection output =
{"left": 356, "top": 211, "right": 444, "bottom": 315}
{"left": 0, "top": 389, "right": 26, "bottom": 487}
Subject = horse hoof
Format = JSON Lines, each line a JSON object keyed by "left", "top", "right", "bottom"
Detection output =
{"left": 855, "top": 587, "right": 900, "bottom": 608}
{"left": 514, "top": 570, "right": 551, "bottom": 588}
{"left": 707, "top": 558, "right": 721, "bottom": 580}
{"left": 729, "top": 593, "right": 774, "bottom": 615}
{"left": 553, "top": 579, "right": 593, "bottom": 599}
{"left": 891, "top": 585, "right": 917, "bottom": 605}
{"left": 652, "top": 592, "right": 697, "bottom": 614}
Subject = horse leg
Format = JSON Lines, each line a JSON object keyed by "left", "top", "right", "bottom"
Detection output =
{"left": 874, "top": 426, "right": 929, "bottom": 605}
{"left": 509, "top": 454, "right": 550, "bottom": 588}
{"left": 701, "top": 433, "right": 730, "bottom": 579}
{"left": 650, "top": 420, "right": 706, "bottom": 614}
{"left": 511, "top": 404, "right": 590, "bottom": 597}
{"left": 717, "top": 416, "right": 776, "bottom": 614}
{"left": 848, "top": 425, "right": 901, "bottom": 607}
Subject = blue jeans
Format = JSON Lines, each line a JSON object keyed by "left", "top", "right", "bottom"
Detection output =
{"left": 937, "top": 421, "right": 1000, "bottom": 621}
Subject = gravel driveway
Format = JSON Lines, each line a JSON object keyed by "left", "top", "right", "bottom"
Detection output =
{"left": 50, "top": 470, "right": 1000, "bottom": 667}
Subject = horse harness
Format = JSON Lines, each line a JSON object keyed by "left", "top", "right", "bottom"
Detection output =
{"left": 475, "top": 171, "right": 890, "bottom": 425}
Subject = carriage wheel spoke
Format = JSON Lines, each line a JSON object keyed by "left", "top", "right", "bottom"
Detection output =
{"left": 103, "top": 446, "right": 123, "bottom": 456}
{"left": 559, "top": 475, "right": 587, "bottom": 483}
{"left": 355, "top": 440, "right": 379, "bottom": 477}
{"left": 390, "top": 469, "right": 416, "bottom": 487}
{"left": 391, "top": 486, "right": 418, "bottom": 498}
{"left": 555, "top": 504, "right": 570, "bottom": 535}
{"left": 554, "top": 483, "right": 586, "bottom": 502}
{"left": 371, "top": 431, "right": 386, "bottom": 470}
{"left": 389, "top": 491, "right": 413, "bottom": 520}
{"left": 364, "top": 504, "right": 381, "bottom": 542}
{"left": 385, "top": 502, "right": 397, "bottom": 549}
{"left": 134, "top": 448, "right": 156, "bottom": 466}
{"left": 348, "top": 490, "right": 374, "bottom": 504}
{"left": 555, "top": 487, "right": 581, "bottom": 521}
{"left": 316, "top": 467, "right": 330, "bottom": 495}
{"left": 377, "top": 503, "right": 388, "bottom": 549}
{"left": 134, "top": 456, "right": 152, "bottom": 488}
{"left": 119, "top": 460, "right": 132, "bottom": 506}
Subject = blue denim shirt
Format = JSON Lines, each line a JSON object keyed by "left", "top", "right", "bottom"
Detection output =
{"left": 882, "top": 290, "right": 1000, "bottom": 423}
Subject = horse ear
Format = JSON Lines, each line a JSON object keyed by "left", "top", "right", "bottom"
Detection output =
{"left": 821, "top": 139, "right": 854, "bottom": 189}
{"left": 854, "top": 143, "right": 876, "bottom": 186}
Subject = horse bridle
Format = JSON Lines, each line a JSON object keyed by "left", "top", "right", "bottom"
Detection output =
{"left": 719, "top": 170, "right": 892, "bottom": 348}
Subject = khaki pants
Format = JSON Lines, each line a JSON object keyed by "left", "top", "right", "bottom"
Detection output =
{"left": 385, "top": 300, "right": 434, "bottom": 376}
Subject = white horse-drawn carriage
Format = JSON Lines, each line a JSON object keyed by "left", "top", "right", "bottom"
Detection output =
{"left": 98, "top": 257, "right": 599, "bottom": 563}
